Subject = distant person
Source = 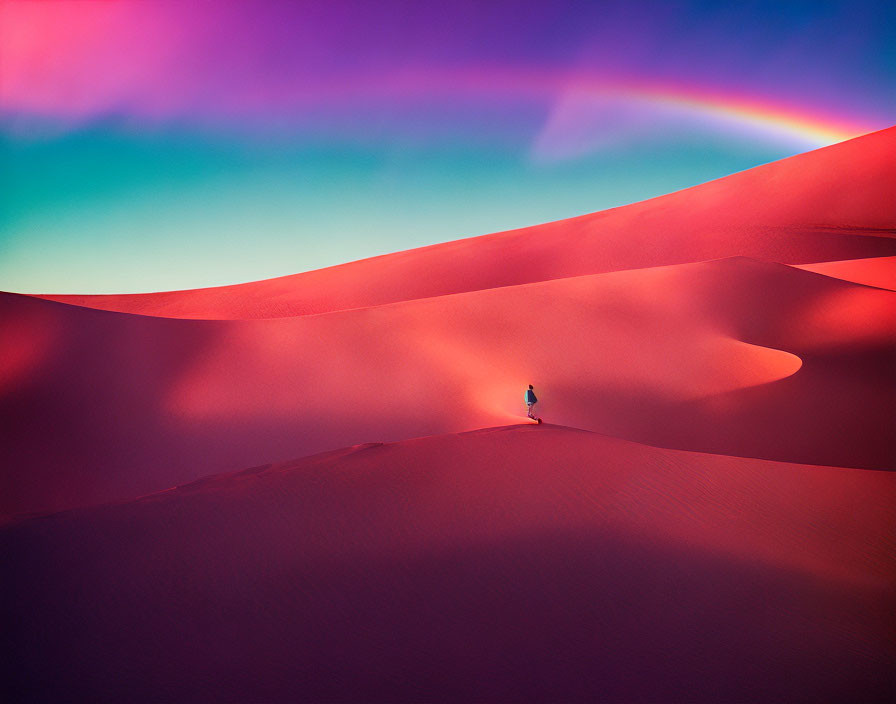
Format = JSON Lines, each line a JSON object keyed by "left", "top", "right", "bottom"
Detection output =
{"left": 525, "top": 384, "right": 541, "bottom": 423}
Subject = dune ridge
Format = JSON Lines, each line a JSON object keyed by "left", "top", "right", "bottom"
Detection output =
{"left": 32, "top": 126, "right": 896, "bottom": 319}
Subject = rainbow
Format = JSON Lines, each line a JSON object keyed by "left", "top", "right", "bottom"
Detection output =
{"left": 602, "top": 82, "right": 868, "bottom": 146}
{"left": 381, "top": 67, "right": 875, "bottom": 149}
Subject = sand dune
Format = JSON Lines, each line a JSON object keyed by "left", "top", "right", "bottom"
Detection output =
{"left": 3, "top": 424, "right": 894, "bottom": 702}
{"left": 3, "top": 256, "right": 893, "bottom": 518}
{"left": 795, "top": 255, "right": 896, "bottom": 290}
{"left": 35, "top": 126, "right": 896, "bottom": 319}
{"left": 3, "top": 125, "right": 894, "bottom": 703}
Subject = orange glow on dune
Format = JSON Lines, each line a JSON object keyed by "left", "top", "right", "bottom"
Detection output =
{"left": 164, "top": 265, "right": 805, "bottom": 445}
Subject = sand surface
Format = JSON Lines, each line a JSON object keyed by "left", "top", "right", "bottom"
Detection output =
{"left": 3, "top": 255, "right": 894, "bottom": 518}
{"left": 3, "top": 425, "right": 894, "bottom": 702}
{"left": 796, "top": 255, "right": 896, "bottom": 290}
{"left": 2, "top": 128, "right": 895, "bottom": 702}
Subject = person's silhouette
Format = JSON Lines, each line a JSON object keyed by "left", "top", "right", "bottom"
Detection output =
{"left": 525, "top": 384, "right": 540, "bottom": 423}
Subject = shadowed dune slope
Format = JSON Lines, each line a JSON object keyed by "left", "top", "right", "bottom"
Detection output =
{"left": 3, "top": 257, "right": 893, "bottom": 517}
{"left": 34, "top": 126, "right": 896, "bottom": 319}
{"left": 3, "top": 425, "right": 894, "bottom": 702}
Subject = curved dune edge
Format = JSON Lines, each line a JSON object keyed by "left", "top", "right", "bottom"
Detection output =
{"left": 29, "top": 125, "right": 896, "bottom": 320}
{"left": 693, "top": 339, "right": 803, "bottom": 399}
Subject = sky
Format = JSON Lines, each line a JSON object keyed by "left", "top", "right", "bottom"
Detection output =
{"left": 1, "top": 0, "right": 894, "bottom": 294}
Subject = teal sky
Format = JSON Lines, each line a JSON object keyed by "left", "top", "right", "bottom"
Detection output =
{"left": 1, "top": 0, "right": 892, "bottom": 293}
{"left": 0, "top": 123, "right": 811, "bottom": 293}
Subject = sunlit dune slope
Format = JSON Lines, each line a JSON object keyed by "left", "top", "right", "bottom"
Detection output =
{"left": 3, "top": 257, "right": 893, "bottom": 517}
{"left": 35, "top": 126, "right": 896, "bottom": 319}
{"left": 3, "top": 424, "right": 894, "bottom": 702}
{"left": 795, "top": 255, "right": 896, "bottom": 290}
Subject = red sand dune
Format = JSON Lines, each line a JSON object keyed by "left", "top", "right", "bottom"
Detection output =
{"left": 3, "top": 425, "right": 894, "bottom": 702}
{"left": 2, "top": 127, "right": 895, "bottom": 703}
{"left": 3, "top": 256, "right": 894, "bottom": 518}
{"left": 796, "top": 255, "right": 896, "bottom": 290}
{"left": 36, "top": 126, "right": 896, "bottom": 319}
